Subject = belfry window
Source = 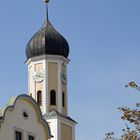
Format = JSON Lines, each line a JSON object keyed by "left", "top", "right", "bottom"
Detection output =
{"left": 50, "top": 90, "right": 56, "bottom": 105}
{"left": 37, "top": 90, "right": 42, "bottom": 106}
{"left": 62, "top": 92, "right": 65, "bottom": 107}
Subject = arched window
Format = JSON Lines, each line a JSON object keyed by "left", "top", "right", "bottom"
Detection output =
{"left": 50, "top": 90, "right": 56, "bottom": 105}
{"left": 37, "top": 90, "right": 42, "bottom": 106}
{"left": 62, "top": 92, "right": 65, "bottom": 107}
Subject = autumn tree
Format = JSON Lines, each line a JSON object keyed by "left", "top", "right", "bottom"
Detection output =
{"left": 104, "top": 82, "right": 140, "bottom": 140}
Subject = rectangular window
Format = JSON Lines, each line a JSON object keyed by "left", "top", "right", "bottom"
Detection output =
{"left": 28, "top": 135, "right": 34, "bottom": 140}
{"left": 15, "top": 131, "right": 22, "bottom": 140}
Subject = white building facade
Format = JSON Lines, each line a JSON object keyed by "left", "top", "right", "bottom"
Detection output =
{"left": 0, "top": 95, "right": 52, "bottom": 140}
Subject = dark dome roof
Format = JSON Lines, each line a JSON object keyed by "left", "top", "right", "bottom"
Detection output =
{"left": 26, "top": 20, "right": 69, "bottom": 59}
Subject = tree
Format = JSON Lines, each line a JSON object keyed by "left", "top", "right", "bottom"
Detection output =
{"left": 104, "top": 81, "right": 140, "bottom": 140}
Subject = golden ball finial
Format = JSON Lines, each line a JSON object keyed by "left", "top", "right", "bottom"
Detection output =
{"left": 44, "top": 0, "right": 49, "bottom": 3}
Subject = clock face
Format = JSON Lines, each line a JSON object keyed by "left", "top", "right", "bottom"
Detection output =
{"left": 32, "top": 70, "right": 45, "bottom": 83}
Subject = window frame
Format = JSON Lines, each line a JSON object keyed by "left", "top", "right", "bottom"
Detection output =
{"left": 14, "top": 127, "right": 24, "bottom": 140}
{"left": 28, "top": 135, "right": 34, "bottom": 140}
{"left": 27, "top": 131, "right": 36, "bottom": 140}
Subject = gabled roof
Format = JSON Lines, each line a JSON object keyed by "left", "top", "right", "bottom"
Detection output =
{"left": 0, "top": 94, "right": 52, "bottom": 139}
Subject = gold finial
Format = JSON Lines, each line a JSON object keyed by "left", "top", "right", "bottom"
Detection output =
{"left": 44, "top": 0, "right": 49, "bottom": 3}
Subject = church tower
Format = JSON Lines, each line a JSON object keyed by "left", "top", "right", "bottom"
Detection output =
{"left": 26, "top": 1, "right": 76, "bottom": 140}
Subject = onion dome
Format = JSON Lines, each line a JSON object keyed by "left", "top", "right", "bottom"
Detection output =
{"left": 26, "top": 20, "right": 69, "bottom": 59}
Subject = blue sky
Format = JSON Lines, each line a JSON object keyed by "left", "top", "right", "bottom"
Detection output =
{"left": 0, "top": 0, "right": 140, "bottom": 139}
